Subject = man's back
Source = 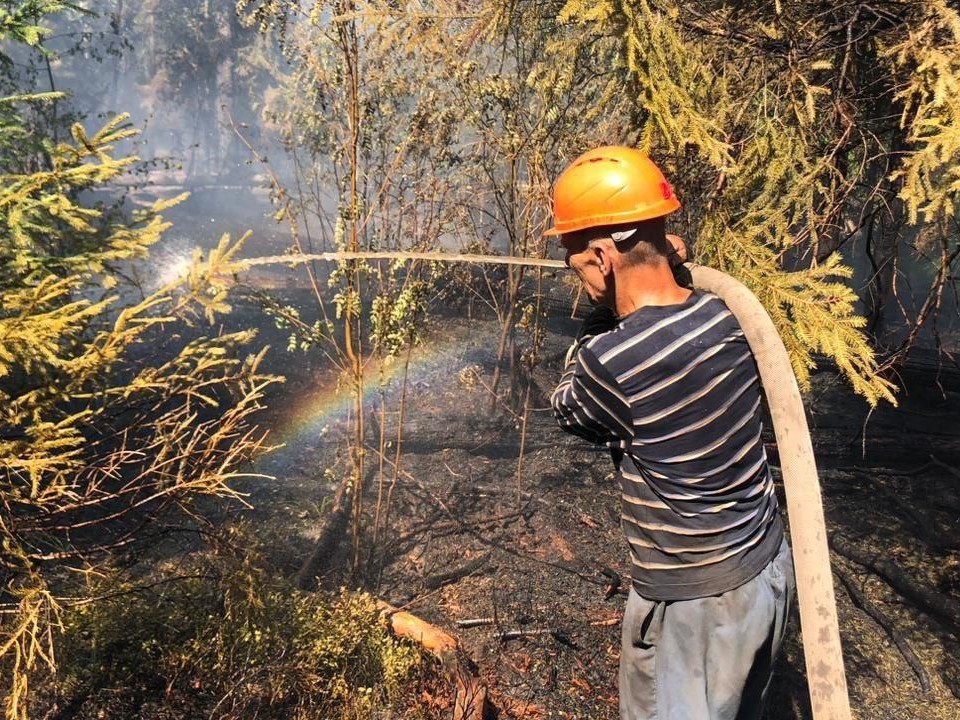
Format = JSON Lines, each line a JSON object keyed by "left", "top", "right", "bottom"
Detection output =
{"left": 546, "top": 146, "right": 793, "bottom": 719}
{"left": 553, "top": 291, "right": 783, "bottom": 601}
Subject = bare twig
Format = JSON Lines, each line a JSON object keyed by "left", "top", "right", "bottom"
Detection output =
{"left": 829, "top": 534, "right": 960, "bottom": 634}
{"left": 834, "top": 564, "right": 931, "bottom": 692}
{"left": 515, "top": 383, "right": 531, "bottom": 507}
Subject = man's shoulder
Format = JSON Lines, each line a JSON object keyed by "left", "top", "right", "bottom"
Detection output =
{"left": 584, "top": 292, "right": 727, "bottom": 354}
{"left": 582, "top": 291, "right": 749, "bottom": 385}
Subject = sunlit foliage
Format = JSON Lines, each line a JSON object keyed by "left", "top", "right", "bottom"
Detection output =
{"left": 0, "top": 6, "right": 279, "bottom": 717}
{"left": 233, "top": 0, "right": 960, "bottom": 406}
{"left": 53, "top": 533, "right": 427, "bottom": 720}
{"left": 557, "top": 0, "right": 960, "bottom": 402}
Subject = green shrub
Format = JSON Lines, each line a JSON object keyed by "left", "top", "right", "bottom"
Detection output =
{"left": 52, "top": 538, "right": 432, "bottom": 720}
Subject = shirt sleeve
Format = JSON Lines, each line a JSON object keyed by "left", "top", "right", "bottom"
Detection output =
{"left": 551, "top": 339, "right": 634, "bottom": 451}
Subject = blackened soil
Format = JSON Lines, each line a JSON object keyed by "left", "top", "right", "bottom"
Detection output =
{"left": 241, "top": 306, "right": 960, "bottom": 720}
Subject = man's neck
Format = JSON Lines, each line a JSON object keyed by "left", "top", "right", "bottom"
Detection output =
{"left": 614, "top": 263, "right": 692, "bottom": 317}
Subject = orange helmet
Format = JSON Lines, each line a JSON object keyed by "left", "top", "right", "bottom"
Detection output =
{"left": 544, "top": 146, "right": 680, "bottom": 236}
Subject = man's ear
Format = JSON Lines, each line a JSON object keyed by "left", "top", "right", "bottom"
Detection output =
{"left": 592, "top": 240, "right": 614, "bottom": 277}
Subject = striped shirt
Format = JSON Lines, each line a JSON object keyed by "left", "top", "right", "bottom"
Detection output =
{"left": 552, "top": 291, "right": 783, "bottom": 601}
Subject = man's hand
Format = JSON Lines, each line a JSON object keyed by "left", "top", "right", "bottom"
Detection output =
{"left": 577, "top": 304, "right": 619, "bottom": 341}
{"left": 666, "top": 234, "right": 688, "bottom": 263}
{"left": 565, "top": 305, "right": 618, "bottom": 367}
{"left": 666, "top": 233, "right": 693, "bottom": 289}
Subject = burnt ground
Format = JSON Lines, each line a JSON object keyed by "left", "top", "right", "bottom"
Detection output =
{"left": 238, "top": 300, "right": 960, "bottom": 720}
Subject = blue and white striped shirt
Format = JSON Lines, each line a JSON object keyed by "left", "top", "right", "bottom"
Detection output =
{"left": 552, "top": 291, "right": 783, "bottom": 601}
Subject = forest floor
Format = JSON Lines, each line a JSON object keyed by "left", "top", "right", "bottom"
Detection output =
{"left": 237, "top": 292, "right": 960, "bottom": 720}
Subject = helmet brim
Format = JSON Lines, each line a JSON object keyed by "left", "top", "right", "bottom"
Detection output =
{"left": 544, "top": 198, "right": 681, "bottom": 238}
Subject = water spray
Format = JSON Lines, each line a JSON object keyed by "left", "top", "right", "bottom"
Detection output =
{"left": 224, "top": 250, "right": 566, "bottom": 272}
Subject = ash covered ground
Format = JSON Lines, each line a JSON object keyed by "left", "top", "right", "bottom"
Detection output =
{"left": 238, "top": 287, "right": 960, "bottom": 720}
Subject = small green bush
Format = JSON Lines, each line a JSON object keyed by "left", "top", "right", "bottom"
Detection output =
{"left": 49, "top": 541, "right": 432, "bottom": 720}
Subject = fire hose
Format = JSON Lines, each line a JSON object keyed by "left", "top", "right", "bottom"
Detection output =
{"left": 687, "top": 263, "right": 850, "bottom": 720}
{"left": 223, "top": 250, "right": 852, "bottom": 719}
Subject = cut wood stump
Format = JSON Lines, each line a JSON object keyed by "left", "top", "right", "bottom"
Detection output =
{"left": 378, "top": 601, "right": 487, "bottom": 720}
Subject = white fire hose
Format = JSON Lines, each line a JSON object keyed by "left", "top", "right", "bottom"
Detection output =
{"left": 687, "top": 263, "right": 851, "bottom": 720}
{"left": 224, "top": 250, "right": 852, "bottom": 719}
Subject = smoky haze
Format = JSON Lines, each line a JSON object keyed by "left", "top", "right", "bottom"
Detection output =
{"left": 35, "top": 0, "right": 300, "bottom": 273}
{"left": 24, "top": 1, "right": 960, "bottom": 357}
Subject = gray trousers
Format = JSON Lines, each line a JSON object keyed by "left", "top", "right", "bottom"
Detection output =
{"left": 619, "top": 540, "right": 795, "bottom": 720}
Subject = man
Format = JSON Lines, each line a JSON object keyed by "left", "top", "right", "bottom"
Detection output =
{"left": 547, "top": 146, "right": 795, "bottom": 720}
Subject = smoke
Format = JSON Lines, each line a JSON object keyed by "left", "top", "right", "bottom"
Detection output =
{"left": 41, "top": 3, "right": 285, "bottom": 177}
{"left": 26, "top": 2, "right": 960, "bottom": 356}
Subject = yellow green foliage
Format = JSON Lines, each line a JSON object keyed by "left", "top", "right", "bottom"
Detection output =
{"left": 241, "top": 0, "right": 922, "bottom": 406}
{"left": 0, "top": 162, "right": 277, "bottom": 720}
{"left": 0, "top": 57, "right": 427, "bottom": 718}
{"left": 553, "top": 0, "right": 960, "bottom": 406}
{"left": 886, "top": 0, "right": 960, "bottom": 224}
{"left": 0, "top": 2, "right": 78, "bottom": 52}
{"left": 0, "top": 40, "right": 279, "bottom": 720}
{"left": 53, "top": 537, "right": 427, "bottom": 719}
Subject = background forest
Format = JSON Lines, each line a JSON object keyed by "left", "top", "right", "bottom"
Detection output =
{"left": 2, "top": 0, "right": 959, "bottom": 719}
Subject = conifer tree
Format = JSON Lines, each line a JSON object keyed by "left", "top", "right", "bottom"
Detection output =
{"left": 235, "top": 0, "right": 959, "bottom": 407}
{"left": 0, "top": 6, "right": 277, "bottom": 717}
{"left": 556, "top": 0, "right": 960, "bottom": 403}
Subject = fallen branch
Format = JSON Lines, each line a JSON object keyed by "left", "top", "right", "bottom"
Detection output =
{"left": 294, "top": 478, "right": 352, "bottom": 590}
{"left": 893, "top": 503, "right": 960, "bottom": 554}
{"left": 399, "top": 508, "right": 529, "bottom": 542}
{"left": 929, "top": 455, "right": 960, "bottom": 483}
{"left": 497, "top": 627, "right": 576, "bottom": 647}
{"left": 423, "top": 553, "right": 491, "bottom": 590}
{"left": 829, "top": 534, "right": 960, "bottom": 634}
{"left": 833, "top": 472, "right": 960, "bottom": 553}
{"left": 834, "top": 565, "right": 931, "bottom": 693}
{"left": 378, "top": 456, "right": 620, "bottom": 595}
{"left": 498, "top": 628, "right": 554, "bottom": 641}
{"left": 835, "top": 461, "right": 935, "bottom": 477}
{"left": 589, "top": 616, "right": 620, "bottom": 627}
{"left": 377, "top": 601, "right": 487, "bottom": 720}
{"left": 455, "top": 617, "right": 496, "bottom": 629}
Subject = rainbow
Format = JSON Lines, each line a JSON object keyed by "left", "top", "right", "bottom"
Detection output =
{"left": 256, "top": 337, "right": 471, "bottom": 469}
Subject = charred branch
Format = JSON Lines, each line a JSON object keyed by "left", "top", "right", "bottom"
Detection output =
{"left": 830, "top": 534, "right": 960, "bottom": 635}
{"left": 834, "top": 564, "right": 932, "bottom": 693}
{"left": 294, "top": 478, "right": 353, "bottom": 591}
{"left": 423, "top": 553, "right": 491, "bottom": 590}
